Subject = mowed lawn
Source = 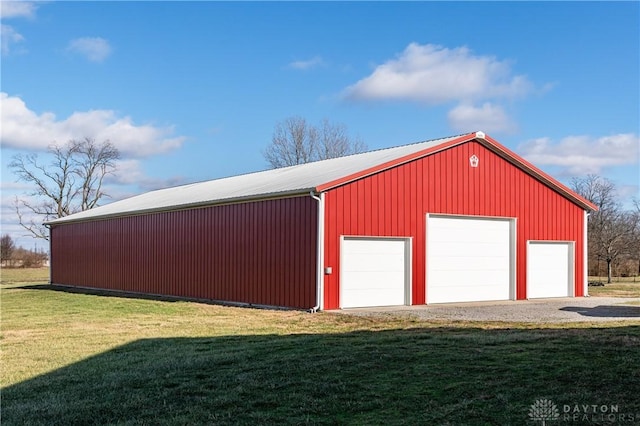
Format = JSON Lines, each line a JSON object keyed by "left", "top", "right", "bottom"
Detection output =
{"left": 1, "top": 269, "right": 640, "bottom": 425}
{"left": 588, "top": 276, "right": 640, "bottom": 298}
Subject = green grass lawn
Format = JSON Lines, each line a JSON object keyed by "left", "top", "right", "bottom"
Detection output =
{"left": 1, "top": 269, "right": 640, "bottom": 425}
{"left": 588, "top": 276, "right": 640, "bottom": 298}
{"left": 0, "top": 267, "right": 50, "bottom": 285}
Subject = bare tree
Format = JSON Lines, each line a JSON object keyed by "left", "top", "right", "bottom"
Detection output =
{"left": 629, "top": 199, "right": 640, "bottom": 276}
{"left": 316, "top": 118, "right": 367, "bottom": 161}
{"left": 571, "top": 175, "right": 636, "bottom": 283}
{"left": 1, "top": 234, "right": 15, "bottom": 264}
{"left": 263, "top": 117, "right": 367, "bottom": 168}
{"left": 9, "top": 138, "right": 120, "bottom": 240}
{"left": 74, "top": 138, "right": 120, "bottom": 210}
{"left": 263, "top": 117, "right": 316, "bottom": 168}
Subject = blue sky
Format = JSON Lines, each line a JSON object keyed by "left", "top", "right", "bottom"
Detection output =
{"left": 1, "top": 1, "right": 639, "bottom": 250}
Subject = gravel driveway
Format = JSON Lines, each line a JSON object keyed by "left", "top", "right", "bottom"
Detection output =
{"left": 337, "top": 297, "right": 640, "bottom": 323}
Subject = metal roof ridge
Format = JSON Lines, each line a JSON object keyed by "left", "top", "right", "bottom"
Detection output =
{"left": 315, "top": 132, "right": 477, "bottom": 192}
{"left": 137, "top": 132, "right": 474, "bottom": 190}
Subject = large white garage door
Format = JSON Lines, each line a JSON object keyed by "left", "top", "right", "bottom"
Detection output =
{"left": 427, "top": 216, "right": 512, "bottom": 304}
{"left": 528, "top": 242, "right": 572, "bottom": 298}
{"left": 341, "top": 238, "right": 408, "bottom": 308}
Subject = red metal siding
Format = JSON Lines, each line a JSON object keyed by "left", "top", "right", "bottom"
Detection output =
{"left": 50, "top": 196, "right": 317, "bottom": 309}
{"left": 323, "top": 141, "right": 586, "bottom": 309}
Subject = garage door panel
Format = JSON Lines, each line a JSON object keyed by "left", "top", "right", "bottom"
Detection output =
{"left": 429, "top": 284, "right": 510, "bottom": 304}
{"left": 342, "top": 271, "right": 405, "bottom": 290}
{"left": 430, "top": 220, "right": 509, "bottom": 236}
{"left": 342, "top": 288, "right": 404, "bottom": 307}
{"left": 429, "top": 255, "right": 509, "bottom": 271}
{"left": 344, "top": 253, "right": 405, "bottom": 271}
{"left": 344, "top": 239, "right": 401, "bottom": 253}
{"left": 427, "top": 216, "right": 512, "bottom": 304}
{"left": 429, "top": 270, "right": 511, "bottom": 289}
{"left": 528, "top": 242, "right": 571, "bottom": 298}
{"left": 429, "top": 242, "right": 509, "bottom": 257}
{"left": 342, "top": 238, "right": 408, "bottom": 308}
{"left": 430, "top": 229, "right": 507, "bottom": 242}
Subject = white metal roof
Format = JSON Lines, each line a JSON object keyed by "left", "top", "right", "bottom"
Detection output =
{"left": 47, "top": 134, "right": 467, "bottom": 224}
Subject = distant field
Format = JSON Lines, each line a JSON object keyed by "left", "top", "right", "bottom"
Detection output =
{"left": 0, "top": 267, "right": 49, "bottom": 285}
{"left": 588, "top": 276, "right": 640, "bottom": 298}
{"left": 589, "top": 275, "right": 640, "bottom": 283}
{"left": 1, "top": 268, "right": 639, "bottom": 425}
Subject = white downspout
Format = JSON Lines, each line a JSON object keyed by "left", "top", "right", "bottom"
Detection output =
{"left": 309, "top": 191, "right": 325, "bottom": 312}
{"left": 584, "top": 210, "right": 589, "bottom": 297}
{"left": 44, "top": 223, "right": 52, "bottom": 284}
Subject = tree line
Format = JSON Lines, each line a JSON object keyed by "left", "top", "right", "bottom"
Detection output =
{"left": 0, "top": 235, "right": 48, "bottom": 268}
{"left": 571, "top": 175, "right": 640, "bottom": 283}
{"left": 263, "top": 116, "right": 366, "bottom": 168}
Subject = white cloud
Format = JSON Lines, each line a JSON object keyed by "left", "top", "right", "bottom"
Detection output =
{"left": 1, "top": 23, "right": 24, "bottom": 54}
{"left": 0, "top": 181, "right": 31, "bottom": 191}
{"left": 109, "top": 159, "right": 189, "bottom": 191}
{"left": 0, "top": 1, "right": 38, "bottom": 19}
{"left": 448, "top": 102, "right": 516, "bottom": 134}
{"left": 66, "top": 37, "right": 112, "bottom": 62}
{"left": 1, "top": 1, "right": 38, "bottom": 55}
{"left": 109, "top": 159, "right": 147, "bottom": 185}
{"left": 288, "top": 56, "right": 325, "bottom": 70}
{"left": 518, "top": 133, "right": 640, "bottom": 175}
{"left": 0, "top": 93, "right": 187, "bottom": 157}
{"left": 343, "top": 43, "right": 532, "bottom": 104}
{"left": 341, "top": 43, "right": 538, "bottom": 135}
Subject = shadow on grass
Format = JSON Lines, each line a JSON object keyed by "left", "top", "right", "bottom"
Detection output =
{"left": 3, "top": 326, "right": 640, "bottom": 425}
{"left": 560, "top": 305, "right": 640, "bottom": 318}
{"left": 12, "top": 284, "right": 202, "bottom": 303}
{"left": 11, "top": 284, "right": 284, "bottom": 310}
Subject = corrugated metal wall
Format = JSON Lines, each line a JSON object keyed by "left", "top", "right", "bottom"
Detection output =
{"left": 50, "top": 195, "right": 317, "bottom": 309}
{"left": 323, "top": 140, "right": 586, "bottom": 309}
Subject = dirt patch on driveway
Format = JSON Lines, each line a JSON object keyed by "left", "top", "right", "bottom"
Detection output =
{"left": 336, "top": 297, "right": 640, "bottom": 323}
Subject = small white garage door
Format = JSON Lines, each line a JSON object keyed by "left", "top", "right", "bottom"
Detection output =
{"left": 341, "top": 238, "right": 408, "bottom": 308}
{"left": 427, "top": 216, "right": 512, "bottom": 304}
{"left": 528, "top": 242, "right": 572, "bottom": 298}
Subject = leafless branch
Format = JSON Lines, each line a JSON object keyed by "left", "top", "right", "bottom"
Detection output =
{"left": 8, "top": 138, "right": 121, "bottom": 240}
{"left": 263, "top": 117, "right": 367, "bottom": 168}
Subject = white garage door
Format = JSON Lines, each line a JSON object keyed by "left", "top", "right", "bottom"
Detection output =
{"left": 427, "top": 216, "right": 512, "bottom": 304}
{"left": 528, "top": 242, "right": 572, "bottom": 298}
{"left": 341, "top": 238, "right": 408, "bottom": 308}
